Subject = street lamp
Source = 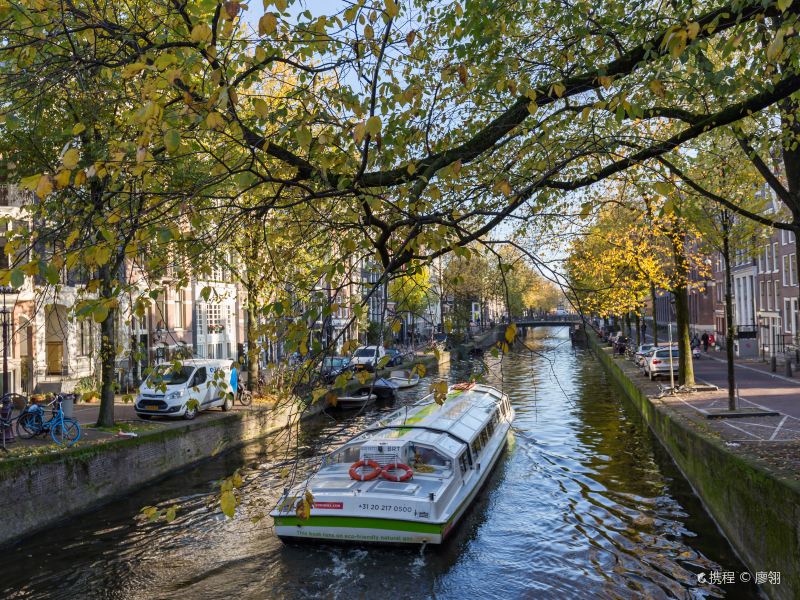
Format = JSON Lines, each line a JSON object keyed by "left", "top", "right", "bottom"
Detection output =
{"left": 0, "top": 285, "right": 20, "bottom": 395}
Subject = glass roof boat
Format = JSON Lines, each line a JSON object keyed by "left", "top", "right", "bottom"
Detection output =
{"left": 271, "top": 382, "right": 514, "bottom": 545}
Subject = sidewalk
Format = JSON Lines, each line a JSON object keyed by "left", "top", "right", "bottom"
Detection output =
{"left": 609, "top": 334, "right": 800, "bottom": 477}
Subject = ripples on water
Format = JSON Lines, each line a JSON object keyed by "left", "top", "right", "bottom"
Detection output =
{"left": 1, "top": 328, "right": 760, "bottom": 599}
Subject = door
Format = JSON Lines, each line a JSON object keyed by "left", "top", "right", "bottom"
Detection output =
{"left": 46, "top": 342, "right": 63, "bottom": 375}
{"left": 191, "top": 367, "right": 209, "bottom": 408}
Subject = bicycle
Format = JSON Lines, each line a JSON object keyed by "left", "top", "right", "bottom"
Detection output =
{"left": 1, "top": 393, "right": 28, "bottom": 451}
{"left": 16, "top": 394, "right": 81, "bottom": 447}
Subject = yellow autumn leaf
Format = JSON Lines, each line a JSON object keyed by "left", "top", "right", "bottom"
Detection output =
{"left": 551, "top": 82, "right": 565, "bottom": 97}
{"left": 766, "top": 29, "right": 785, "bottom": 62}
{"left": 62, "top": 148, "right": 79, "bottom": 169}
{"left": 206, "top": 112, "right": 225, "bottom": 130}
{"left": 648, "top": 79, "right": 665, "bottom": 98}
{"left": 384, "top": 0, "right": 399, "bottom": 17}
{"left": 365, "top": 115, "right": 381, "bottom": 135}
{"left": 35, "top": 175, "right": 53, "bottom": 198}
{"left": 191, "top": 23, "right": 212, "bottom": 43}
{"left": 353, "top": 121, "right": 366, "bottom": 144}
{"left": 72, "top": 123, "right": 86, "bottom": 135}
{"left": 54, "top": 169, "right": 71, "bottom": 189}
{"left": 686, "top": 21, "right": 700, "bottom": 40}
{"left": 259, "top": 12, "right": 277, "bottom": 35}
{"left": 220, "top": 490, "right": 236, "bottom": 518}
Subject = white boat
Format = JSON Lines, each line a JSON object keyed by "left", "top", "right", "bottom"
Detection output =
{"left": 387, "top": 370, "right": 420, "bottom": 388}
{"left": 335, "top": 390, "right": 378, "bottom": 409}
{"left": 271, "top": 382, "right": 514, "bottom": 545}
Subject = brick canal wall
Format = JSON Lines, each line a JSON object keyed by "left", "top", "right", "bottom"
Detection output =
{"left": 0, "top": 403, "right": 297, "bottom": 546}
{"left": 588, "top": 332, "right": 800, "bottom": 600}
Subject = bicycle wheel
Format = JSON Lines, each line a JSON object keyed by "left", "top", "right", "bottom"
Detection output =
{"left": 239, "top": 390, "right": 253, "bottom": 406}
{"left": 51, "top": 418, "right": 81, "bottom": 447}
{"left": 16, "top": 412, "right": 43, "bottom": 439}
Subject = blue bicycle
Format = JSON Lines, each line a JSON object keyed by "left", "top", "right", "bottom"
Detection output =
{"left": 16, "top": 394, "right": 81, "bottom": 447}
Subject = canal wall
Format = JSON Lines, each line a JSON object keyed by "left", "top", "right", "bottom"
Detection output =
{"left": 0, "top": 352, "right": 443, "bottom": 547}
{"left": 588, "top": 332, "right": 800, "bottom": 600}
{"left": 0, "top": 402, "right": 297, "bottom": 546}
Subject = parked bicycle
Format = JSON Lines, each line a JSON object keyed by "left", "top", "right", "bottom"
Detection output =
{"left": 16, "top": 394, "right": 81, "bottom": 447}
{"left": 0, "top": 393, "right": 28, "bottom": 451}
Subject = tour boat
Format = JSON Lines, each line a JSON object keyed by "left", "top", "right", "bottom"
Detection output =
{"left": 387, "top": 369, "right": 420, "bottom": 388}
{"left": 271, "top": 382, "right": 514, "bottom": 545}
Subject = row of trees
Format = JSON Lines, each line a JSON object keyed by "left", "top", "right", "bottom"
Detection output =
{"left": 0, "top": 0, "right": 798, "bottom": 425}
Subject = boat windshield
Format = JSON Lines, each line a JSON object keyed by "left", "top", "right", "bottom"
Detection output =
{"left": 408, "top": 444, "right": 449, "bottom": 469}
{"left": 324, "top": 443, "right": 364, "bottom": 466}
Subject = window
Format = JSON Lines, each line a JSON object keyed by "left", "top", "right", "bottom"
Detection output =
{"left": 760, "top": 281, "right": 765, "bottom": 310}
{"left": 785, "top": 299, "right": 793, "bottom": 333}
{"left": 765, "top": 245, "right": 771, "bottom": 272}
{"left": 759, "top": 247, "right": 765, "bottom": 273}
{"left": 458, "top": 452, "right": 468, "bottom": 475}
{"left": 792, "top": 254, "right": 798, "bottom": 287}
{"left": 155, "top": 294, "right": 167, "bottom": 329}
{"left": 207, "top": 344, "right": 215, "bottom": 358}
{"left": 174, "top": 290, "right": 184, "bottom": 329}
{"left": 78, "top": 320, "right": 93, "bottom": 356}
{"left": 192, "top": 367, "right": 207, "bottom": 386}
{"left": 775, "top": 280, "right": 781, "bottom": 310}
{"left": 767, "top": 280, "right": 773, "bottom": 311}
{"left": 773, "top": 243, "right": 779, "bottom": 272}
{"left": 783, "top": 255, "right": 790, "bottom": 286}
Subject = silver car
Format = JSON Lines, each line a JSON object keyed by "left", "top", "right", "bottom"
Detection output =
{"left": 634, "top": 344, "right": 657, "bottom": 367}
{"left": 643, "top": 347, "right": 680, "bottom": 381}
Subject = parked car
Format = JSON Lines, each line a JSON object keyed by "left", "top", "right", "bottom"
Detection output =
{"left": 319, "top": 356, "right": 350, "bottom": 383}
{"left": 633, "top": 343, "right": 657, "bottom": 367}
{"left": 643, "top": 347, "right": 681, "bottom": 381}
{"left": 385, "top": 347, "right": 408, "bottom": 367}
{"left": 136, "top": 359, "right": 234, "bottom": 420}
{"left": 350, "top": 345, "right": 387, "bottom": 371}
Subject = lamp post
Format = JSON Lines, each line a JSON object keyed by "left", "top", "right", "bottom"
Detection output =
{"left": 0, "top": 285, "right": 19, "bottom": 396}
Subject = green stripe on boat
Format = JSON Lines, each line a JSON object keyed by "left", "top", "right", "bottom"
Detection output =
{"left": 274, "top": 515, "right": 444, "bottom": 534}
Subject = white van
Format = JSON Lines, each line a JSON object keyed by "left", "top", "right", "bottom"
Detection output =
{"left": 135, "top": 359, "right": 235, "bottom": 420}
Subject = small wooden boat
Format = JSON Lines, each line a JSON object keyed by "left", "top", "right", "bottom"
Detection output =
{"left": 388, "top": 370, "right": 420, "bottom": 388}
{"left": 335, "top": 390, "right": 378, "bottom": 409}
{"left": 272, "top": 383, "right": 514, "bottom": 545}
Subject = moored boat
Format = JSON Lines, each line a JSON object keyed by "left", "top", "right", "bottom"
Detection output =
{"left": 387, "top": 369, "right": 420, "bottom": 388}
{"left": 271, "top": 382, "right": 514, "bottom": 545}
{"left": 335, "top": 390, "right": 378, "bottom": 409}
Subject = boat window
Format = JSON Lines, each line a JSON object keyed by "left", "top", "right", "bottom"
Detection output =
{"left": 479, "top": 428, "right": 489, "bottom": 447}
{"left": 471, "top": 437, "right": 482, "bottom": 457}
{"left": 325, "top": 443, "right": 364, "bottom": 466}
{"left": 409, "top": 444, "right": 448, "bottom": 469}
{"left": 486, "top": 419, "right": 495, "bottom": 438}
{"left": 458, "top": 452, "right": 468, "bottom": 475}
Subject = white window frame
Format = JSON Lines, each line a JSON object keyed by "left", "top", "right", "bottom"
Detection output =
{"left": 783, "top": 255, "right": 790, "bottom": 286}
{"left": 773, "top": 242, "right": 779, "bottom": 272}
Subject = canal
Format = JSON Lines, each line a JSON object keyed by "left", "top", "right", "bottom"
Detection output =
{"left": 2, "top": 327, "right": 759, "bottom": 599}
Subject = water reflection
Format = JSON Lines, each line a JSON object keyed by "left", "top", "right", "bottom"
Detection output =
{"left": 1, "top": 327, "right": 759, "bottom": 599}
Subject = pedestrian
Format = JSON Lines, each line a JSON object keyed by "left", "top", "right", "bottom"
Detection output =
{"left": 230, "top": 363, "right": 239, "bottom": 401}
{"left": 701, "top": 331, "right": 709, "bottom": 353}
{"left": 641, "top": 322, "right": 647, "bottom": 338}
{"left": 708, "top": 332, "right": 716, "bottom": 349}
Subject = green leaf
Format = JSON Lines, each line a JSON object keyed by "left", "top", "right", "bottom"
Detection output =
{"left": 9, "top": 269, "right": 24, "bottom": 289}
{"left": 164, "top": 506, "right": 177, "bottom": 522}
{"left": 220, "top": 490, "right": 236, "bottom": 518}
{"left": 92, "top": 304, "right": 109, "bottom": 323}
{"left": 365, "top": 115, "right": 382, "bottom": 136}
{"left": 163, "top": 130, "right": 181, "bottom": 153}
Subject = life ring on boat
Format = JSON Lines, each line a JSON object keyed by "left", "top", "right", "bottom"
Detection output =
{"left": 380, "top": 462, "right": 414, "bottom": 482}
{"left": 349, "top": 459, "right": 382, "bottom": 481}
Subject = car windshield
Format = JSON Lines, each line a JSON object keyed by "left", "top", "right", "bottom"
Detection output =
{"left": 354, "top": 348, "right": 376, "bottom": 357}
{"left": 655, "top": 349, "right": 680, "bottom": 358}
{"left": 146, "top": 365, "right": 194, "bottom": 386}
{"left": 323, "top": 358, "right": 346, "bottom": 368}
{"left": 433, "top": 333, "right": 447, "bottom": 341}
{"left": 386, "top": 348, "right": 399, "bottom": 356}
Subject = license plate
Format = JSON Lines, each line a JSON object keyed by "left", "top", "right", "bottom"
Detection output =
{"left": 145, "top": 405, "right": 159, "bottom": 411}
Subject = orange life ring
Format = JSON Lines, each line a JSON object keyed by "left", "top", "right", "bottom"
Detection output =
{"left": 349, "top": 459, "right": 382, "bottom": 481}
{"left": 381, "top": 462, "right": 414, "bottom": 482}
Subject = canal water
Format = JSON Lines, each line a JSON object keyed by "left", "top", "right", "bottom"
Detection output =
{"left": 1, "top": 327, "right": 760, "bottom": 599}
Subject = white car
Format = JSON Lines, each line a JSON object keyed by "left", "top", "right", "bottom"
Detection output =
{"left": 643, "top": 347, "right": 680, "bottom": 381}
{"left": 350, "top": 346, "right": 387, "bottom": 371}
{"left": 136, "top": 359, "right": 234, "bottom": 420}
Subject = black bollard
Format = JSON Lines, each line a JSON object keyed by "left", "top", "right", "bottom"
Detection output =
{"left": 771, "top": 355, "right": 777, "bottom": 372}
{"left": 786, "top": 360, "right": 793, "bottom": 378}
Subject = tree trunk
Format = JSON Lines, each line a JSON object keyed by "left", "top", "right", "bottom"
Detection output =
{"left": 722, "top": 213, "right": 737, "bottom": 410}
{"left": 671, "top": 223, "right": 695, "bottom": 387}
{"left": 246, "top": 298, "right": 260, "bottom": 389}
{"left": 650, "top": 283, "right": 658, "bottom": 346}
{"left": 673, "top": 285, "right": 695, "bottom": 387}
{"left": 96, "top": 264, "right": 116, "bottom": 427}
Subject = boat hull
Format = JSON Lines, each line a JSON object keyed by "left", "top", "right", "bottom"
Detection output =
{"left": 274, "top": 434, "right": 510, "bottom": 546}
